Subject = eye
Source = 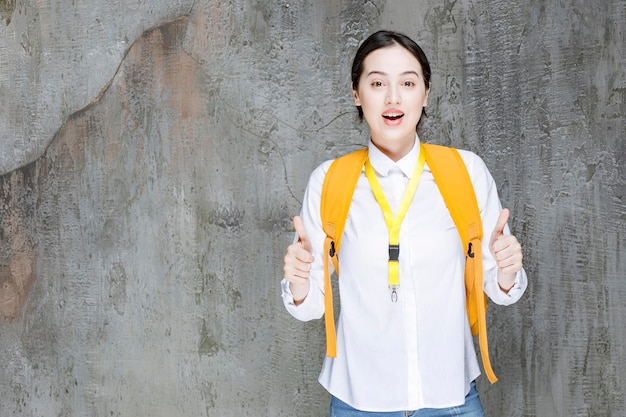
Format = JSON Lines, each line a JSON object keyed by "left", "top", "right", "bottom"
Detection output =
{"left": 403, "top": 80, "right": 416, "bottom": 87}
{"left": 370, "top": 80, "right": 384, "bottom": 87}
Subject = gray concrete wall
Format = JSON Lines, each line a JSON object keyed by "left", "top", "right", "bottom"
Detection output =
{"left": 0, "top": 0, "right": 624, "bottom": 416}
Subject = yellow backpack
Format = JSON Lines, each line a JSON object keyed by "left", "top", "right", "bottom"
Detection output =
{"left": 320, "top": 143, "right": 497, "bottom": 383}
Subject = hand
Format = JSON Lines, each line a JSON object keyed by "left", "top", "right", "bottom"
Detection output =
{"left": 283, "top": 216, "right": 314, "bottom": 304}
{"left": 489, "top": 209, "right": 523, "bottom": 291}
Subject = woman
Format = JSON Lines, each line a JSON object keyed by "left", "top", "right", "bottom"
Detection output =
{"left": 281, "top": 30, "right": 527, "bottom": 416}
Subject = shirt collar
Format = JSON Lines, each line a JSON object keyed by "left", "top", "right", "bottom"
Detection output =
{"left": 367, "top": 135, "right": 422, "bottom": 178}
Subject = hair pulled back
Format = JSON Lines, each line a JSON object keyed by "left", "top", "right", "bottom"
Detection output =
{"left": 351, "top": 30, "right": 431, "bottom": 124}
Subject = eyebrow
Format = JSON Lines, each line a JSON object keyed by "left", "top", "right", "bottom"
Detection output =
{"left": 367, "top": 70, "right": 420, "bottom": 77}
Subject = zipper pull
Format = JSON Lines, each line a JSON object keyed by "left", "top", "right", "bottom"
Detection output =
{"left": 390, "top": 287, "right": 398, "bottom": 303}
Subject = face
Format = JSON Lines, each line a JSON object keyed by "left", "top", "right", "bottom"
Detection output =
{"left": 352, "top": 44, "right": 430, "bottom": 161}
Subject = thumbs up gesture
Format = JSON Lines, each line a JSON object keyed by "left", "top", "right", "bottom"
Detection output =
{"left": 284, "top": 216, "right": 314, "bottom": 304}
{"left": 489, "top": 209, "right": 524, "bottom": 292}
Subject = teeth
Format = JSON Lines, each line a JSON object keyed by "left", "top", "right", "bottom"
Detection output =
{"left": 384, "top": 113, "right": 403, "bottom": 118}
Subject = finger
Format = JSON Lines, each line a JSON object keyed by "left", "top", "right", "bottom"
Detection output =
{"left": 490, "top": 208, "right": 510, "bottom": 245}
{"left": 287, "top": 243, "right": 314, "bottom": 263}
{"left": 496, "top": 257, "right": 523, "bottom": 275}
{"left": 491, "top": 235, "right": 520, "bottom": 255}
{"left": 284, "top": 241, "right": 314, "bottom": 286}
{"left": 494, "top": 247, "right": 523, "bottom": 266}
{"left": 293, "top": 216, "right": 312, "bottom": 253}
{"left": 492, "top": 239, "right": 523, "bottom": 274}
{"left": 283, "top": 263, "right": 310, "bottom": 284}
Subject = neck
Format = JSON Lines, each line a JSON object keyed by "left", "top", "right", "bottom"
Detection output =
{"left": 371, "top": 136, "right": 416, "bottom": 162}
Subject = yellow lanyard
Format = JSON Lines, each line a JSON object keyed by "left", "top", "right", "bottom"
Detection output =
{"left": 364, "top": 144, "right": 426, "bottom": 302}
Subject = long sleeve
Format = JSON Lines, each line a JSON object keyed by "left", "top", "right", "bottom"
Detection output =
{"left": 280, "top": 140, "right": 528, "bottom": 411}
{"left": 281, "top": 160, "right": 333, "bottom": 321}
{"left": 457, "top": 149, "right": 528, "bottom": 305}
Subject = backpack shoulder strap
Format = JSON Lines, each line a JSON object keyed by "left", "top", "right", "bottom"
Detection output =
{"left": 422, "top": 144, "right": 482, "bottom": 261}
{"left": 321, "top": 148, "right": 368, "bottom": 270}
{"left": 320, "top": 148, "right": 368, "bottom": 358}
{"left": 422, "top": 143, "right": 497, "bottom": 384}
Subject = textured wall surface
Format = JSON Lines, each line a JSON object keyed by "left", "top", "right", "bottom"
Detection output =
{"left": 0, "top": 0, "right": 624, "bottom": 416}
{"left": 0, "top": 0, "right": 194, "bottom": 174}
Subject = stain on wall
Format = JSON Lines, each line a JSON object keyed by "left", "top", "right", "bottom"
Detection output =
{"left": 0, "top": 168, "right": 38, "bottom": 320}
{"left": 0, "top": 0, "right": 195, "bottom": 174}
{"left": 0, "top": 0, "right": 16, "bottom": 25}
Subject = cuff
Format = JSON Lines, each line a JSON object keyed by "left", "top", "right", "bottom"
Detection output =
{"left": 281, "top": 279, "right": 297, "bottom": 305}
{"left": 487, "top": 268, "right": 527, "bottom": 305}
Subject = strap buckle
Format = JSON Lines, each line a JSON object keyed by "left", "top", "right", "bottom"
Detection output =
{"left": 388, "top": 244, "right": 400, "bottom": 261}
{"left": 467, "top": 242, "right": 475, "bottom": 258}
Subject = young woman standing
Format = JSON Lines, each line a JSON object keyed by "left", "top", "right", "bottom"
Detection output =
{"left": 281, "top": 30, "right": 528, "bottom": 416}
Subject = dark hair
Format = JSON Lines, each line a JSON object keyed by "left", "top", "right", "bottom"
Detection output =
{"left": 351, "top": 30, "right": 431, "bottom": 125}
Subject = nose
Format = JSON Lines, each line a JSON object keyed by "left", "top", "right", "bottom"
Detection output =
{"left": 386, "top": 85, "right": 401, "bottom": 104}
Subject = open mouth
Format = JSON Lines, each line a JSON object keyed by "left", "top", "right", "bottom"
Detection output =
{"left": 383, "top": 112, "right": 404, "bottom": 121}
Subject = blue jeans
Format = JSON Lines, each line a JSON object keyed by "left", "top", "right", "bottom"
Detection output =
{"left": 329, "top": 381, "right": 485, "bottom": 417}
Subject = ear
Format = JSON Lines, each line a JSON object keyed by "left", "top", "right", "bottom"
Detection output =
{"left": 423, "top": 82, "right": 431, "bottom": 107}
{"left": 352, "top": 89, "right": 361, "bottom": 106}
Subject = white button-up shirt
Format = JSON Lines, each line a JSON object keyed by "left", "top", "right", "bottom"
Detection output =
{"left": 281, "top": 138, "right": 527, "bottom": 412}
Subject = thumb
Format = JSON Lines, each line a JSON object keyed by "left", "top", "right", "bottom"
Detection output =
{"left": 490, "top": 208, "right": 510, "bottom": 245}
{"left": 293, "top": 216, "right": 312, "bottom": 253}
